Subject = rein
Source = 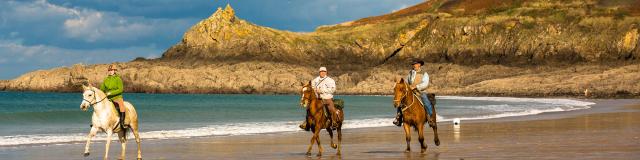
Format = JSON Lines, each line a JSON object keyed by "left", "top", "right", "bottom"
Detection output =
{"left": 83, "top": 89, "right": 108, "bottom": 108}
{"left": 394, "top": 83, "right": 415, "bottom": 112}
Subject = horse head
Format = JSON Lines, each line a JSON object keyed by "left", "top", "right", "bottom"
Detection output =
{"left": 300, "top": 81, "right": 314, "bottom": 108}
{"left": 393, "top": 78, "right": 409, "bottom": 108}
{"left": 80, "top": 84, "right": 98, "bottom": 111}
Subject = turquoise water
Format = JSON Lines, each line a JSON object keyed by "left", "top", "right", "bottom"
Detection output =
{"left": 0, "top": 91, "right": 593, "bottom": 146}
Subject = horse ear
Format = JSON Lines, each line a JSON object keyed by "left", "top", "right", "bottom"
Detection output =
{"left": 300, "top": 82, "right": 304, "bottom": 86}
{"left": 399, "top": 78, "right": 405, "bottom": 83}
{"left": 81, "top": 84, "right": 88, "bottom": 90}
{"left": 307, "top": 80, "right": 311, "bottom": 85}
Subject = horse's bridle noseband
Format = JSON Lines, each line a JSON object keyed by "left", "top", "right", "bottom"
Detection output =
{"left": 83, "top": 89, "right": 107, "bottom": 108}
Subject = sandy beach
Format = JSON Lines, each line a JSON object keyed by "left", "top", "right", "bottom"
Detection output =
{"left": 1, "top": 99, "right": 639, "bottom": 160}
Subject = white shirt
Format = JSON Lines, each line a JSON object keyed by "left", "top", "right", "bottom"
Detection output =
{"left": 312, "top": 76, "right": 336, "bottom": 99}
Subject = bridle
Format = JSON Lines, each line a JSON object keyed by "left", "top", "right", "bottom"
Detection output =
{"left": 83, "top": 88, "right": 108, "bottom": 109}
{"left": 393, "top": 82, "right": 415, "bottom": 112}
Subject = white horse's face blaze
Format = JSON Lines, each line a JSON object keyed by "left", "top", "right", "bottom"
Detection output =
{"left": 300, "top": 85, "right": 311, "bottom": 108}
{"left": 80, "top": 89, "right": 94, "bottom": 111}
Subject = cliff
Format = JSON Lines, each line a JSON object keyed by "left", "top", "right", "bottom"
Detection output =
{"left": 3, "top": 1, "right": 640, "bottom": 98}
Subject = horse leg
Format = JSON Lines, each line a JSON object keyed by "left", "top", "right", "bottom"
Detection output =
{"left": 306, "top": 129, "right": 316, "bottom": 156}
{"left": 131, "top": 122, "right": 142, "bottom": 160}
{"left": 83, "top": 127, "right": 98, "bottom": 157}
{"left": 336, "top": 126, "right": 342, "bottom": 155}
{"left": 327, "top": 126, "right": 337, "bottom": 149}
{"left": 418, "top": 123, "right": 427, "bottom": 153}
{"left": 118, "top": 131, "right": 127, "bottom": 160}
{"left": 431, "top": 122, "right": 440, "bottom": 146}
{"left": 403, "top": 123, "right": 412, "bottom": 152}
{"left": 104, "top": 131, "right": 113, "bottom": 160}
{"left": 315, "top": 127, "right": 323, "bottom": 157}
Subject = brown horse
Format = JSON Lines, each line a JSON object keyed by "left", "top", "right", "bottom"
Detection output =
{"left": 393, "top": 78, "right": 440, "bottom": 153}
{"left": 300, "top": 81, "right": 344, "bottom": 156}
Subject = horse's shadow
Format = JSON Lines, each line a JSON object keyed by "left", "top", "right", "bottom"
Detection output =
{"left": 290, "top": 152, "right": 343, "bottom": 160}
{"left": 362, "top": 150, "right": 406, "bottom": 154}
{"left": 363, "top": 150, "right": 441, "bottom": 159}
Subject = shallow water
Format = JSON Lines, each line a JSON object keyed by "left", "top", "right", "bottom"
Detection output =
{"left": 0, "top": 91, "right": 594, "bottom": 146}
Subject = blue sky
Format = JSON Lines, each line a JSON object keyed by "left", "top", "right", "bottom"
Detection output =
{"left": 0, "top": 0, "right": 424, "bottom": 79}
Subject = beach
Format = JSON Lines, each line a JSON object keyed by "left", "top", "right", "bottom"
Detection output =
{"left": 1, "top": 99, "right": 638, "bottom": 159}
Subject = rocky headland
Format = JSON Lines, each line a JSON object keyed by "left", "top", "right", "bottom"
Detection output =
{"left": 3, "top": 0, "right": 640, "bottom": 98}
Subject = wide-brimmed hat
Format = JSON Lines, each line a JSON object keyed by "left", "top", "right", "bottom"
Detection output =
{"left": 108, "top": 64, "right": 118, "bottom": 71}
{"left": 318, "top": 67, "right": 327, "bottom": 72}
{"left": 411, "top": 59, "right": 424, "bottom": 66}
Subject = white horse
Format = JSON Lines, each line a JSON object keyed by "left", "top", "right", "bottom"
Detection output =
{"left": 80, "top": 84, "right": 142, "bottom": 160}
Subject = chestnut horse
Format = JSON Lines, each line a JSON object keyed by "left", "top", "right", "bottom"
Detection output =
{"left": 393, "top": 78, "right": 440, "bottom": 153}
{"left": 300, "top": 81, "right": 344, "bottom": 156}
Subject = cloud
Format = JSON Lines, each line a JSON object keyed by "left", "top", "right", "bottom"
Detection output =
{"left": 0, "top": 0, "right": 195, "bottom": 48}
{"left": 63, "top": 11, "right": 155, "bottom": 42}
{"left": 0, "top": 39, "right": 162, "bottom": 79}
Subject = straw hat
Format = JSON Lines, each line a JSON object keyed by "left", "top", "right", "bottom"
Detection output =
{"left": 108, "top": 64, "right": 118, "bottom": 71}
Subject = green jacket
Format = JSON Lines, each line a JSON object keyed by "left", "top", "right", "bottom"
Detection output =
{"left": 100, "top": 74, "right": 124, "bottom": 100}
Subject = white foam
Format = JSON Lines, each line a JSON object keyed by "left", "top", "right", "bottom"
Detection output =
{"left": 438, "top": 96, "right": 595, "bottom": 107}
{"left": 436, "top": 106, "right": 587, "bottom": 122}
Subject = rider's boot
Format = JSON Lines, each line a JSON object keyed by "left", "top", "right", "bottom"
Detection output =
{"left": 119, "top": 111, "right": 127, "bottom": 129}
{"left": 393, "top": 108, "right": 403, "bottom": 127}
{"left": 299, "top": 120, "right": 310, "bottom": 131}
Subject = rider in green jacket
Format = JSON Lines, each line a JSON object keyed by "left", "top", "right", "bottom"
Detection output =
{"left": 100, "top": 64, "right": 126, "bottom": 128}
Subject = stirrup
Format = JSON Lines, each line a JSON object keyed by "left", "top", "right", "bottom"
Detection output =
{"left": 393, "top": 114, "right": 403, "bottom": 127}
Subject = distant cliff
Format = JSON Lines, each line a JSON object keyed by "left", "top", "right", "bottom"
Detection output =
{"left": 4, "top": 1, "right": 640, "bottom": 98}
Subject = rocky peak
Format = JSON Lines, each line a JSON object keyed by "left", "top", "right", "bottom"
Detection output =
{"left": 208, "top": 4, "right": 236, "bottom": 23}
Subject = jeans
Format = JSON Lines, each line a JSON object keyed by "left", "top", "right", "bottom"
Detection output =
{"left": 420, "top": 92, "right": 433, "bottom": 117}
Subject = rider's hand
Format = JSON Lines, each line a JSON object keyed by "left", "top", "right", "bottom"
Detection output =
{"left": 412, "top": 88, "right": 419, "bottom": 93}
{"left": 106, "top": 92, "right": 111, "bottom": 96}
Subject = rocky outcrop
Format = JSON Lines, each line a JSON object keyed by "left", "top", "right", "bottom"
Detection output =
{"left": 3, "top": 0, "right": 640, "bottom": 98}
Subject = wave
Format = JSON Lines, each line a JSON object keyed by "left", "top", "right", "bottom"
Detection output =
{"left": 438, "top": 96, "right": 595, "bottom": 106}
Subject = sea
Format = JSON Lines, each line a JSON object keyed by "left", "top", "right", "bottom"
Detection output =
{"left": 0, "top": 91, "right": 594, "bottom": 147}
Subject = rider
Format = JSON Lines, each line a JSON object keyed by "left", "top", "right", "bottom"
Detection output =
{"left": 299, "top": 67, "right": 340, "bottom": 130}
{"left": 100, "top": 64, "right": 126, "bottom": 128}
{"left": 393, "top": 59, "right": 433, "bottom": 126}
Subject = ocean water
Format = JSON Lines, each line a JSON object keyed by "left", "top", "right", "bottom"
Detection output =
{"left": 0, "top": 92, "right": 594, "bottom": 146}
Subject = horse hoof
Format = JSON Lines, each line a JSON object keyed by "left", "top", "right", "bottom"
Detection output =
{"left": 305, "top": 152, "right": 311, "bottom": 156}
{"left": 331, "top": 144, "right": 338, "bottom": 149}
{"left": 83, "top": 152, "right": 90, "bottom": 157}
{"left": 316, "top": 153, "right": 322, "bottom": 157}
{"left": 435, "top": 139, "right": 441, "bottom": 146}
{"left": 405, "top": 149, "right": 411, "bottom": 153}
{"left": 137, "top": 158, "right": 142, "bottom": 160}
{"left": 421, "top": 148, "right": 427, "bottom": 153}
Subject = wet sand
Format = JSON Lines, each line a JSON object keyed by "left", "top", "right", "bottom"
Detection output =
{"left": 2, "top": 99, "right": 639, "bottom": 160}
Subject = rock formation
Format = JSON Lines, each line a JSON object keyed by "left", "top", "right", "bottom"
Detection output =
{"left": 3, "top": 0, "right": 640, "bottom": 98}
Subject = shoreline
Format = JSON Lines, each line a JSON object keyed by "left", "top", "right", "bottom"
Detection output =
{"left": 1, "top": 90, "right": 638, "bottom": 99}
{"left": 1, "top": 99, "right": 639, "bottom": 159}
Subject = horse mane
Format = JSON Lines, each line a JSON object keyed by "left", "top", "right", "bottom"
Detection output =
{"left": 89, "top": 86, "right": 107, "bottom": 101}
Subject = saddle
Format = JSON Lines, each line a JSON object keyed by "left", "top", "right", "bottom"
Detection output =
{"left": 110, "top": 101, "right": 129, "bottom": 129}
{"left": 411, "top": 90, "right": 436, "bottom": 106}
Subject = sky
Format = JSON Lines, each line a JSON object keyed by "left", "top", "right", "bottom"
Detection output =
{"left": 0, "top": 0, "right": 424, "bottom": 79}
